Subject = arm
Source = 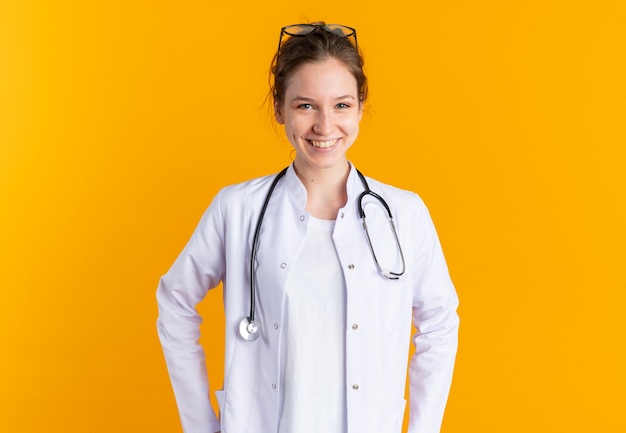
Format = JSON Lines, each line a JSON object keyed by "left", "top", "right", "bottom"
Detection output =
{"left": 408, "top": 205, "right": 459, "bottom": 433}
{"left": 156, "top": 194, "right": 226, "bottom": 433}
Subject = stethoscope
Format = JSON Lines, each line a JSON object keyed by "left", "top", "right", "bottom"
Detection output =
{"left": 239, "top": 167, "right": 406, "bottom": 341}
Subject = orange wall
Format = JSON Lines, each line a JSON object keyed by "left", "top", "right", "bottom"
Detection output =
{"left": 1, "top": 1, "right": 624, "bottom": 432}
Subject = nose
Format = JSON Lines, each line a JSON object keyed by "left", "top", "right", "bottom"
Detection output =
{"left": 313, "top": 110, "right": 333, "bottom": 136}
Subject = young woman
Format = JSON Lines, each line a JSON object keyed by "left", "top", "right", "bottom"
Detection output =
{"left": 157, "top": 23, "right": 459, "bottom": 433}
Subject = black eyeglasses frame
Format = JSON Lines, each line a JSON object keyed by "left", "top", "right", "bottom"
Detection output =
{"left": 276, "top": 23, "right": 358, "bottom": 57}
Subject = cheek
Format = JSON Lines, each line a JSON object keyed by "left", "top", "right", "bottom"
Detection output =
{"left": 344, "top": 115, "right": 361, "bottom": 135}
{"left": 282, "top": 119, "right": 301, "bottom": 144}
{"left": 285, "top": 115, "right": 308, "bottom": 134}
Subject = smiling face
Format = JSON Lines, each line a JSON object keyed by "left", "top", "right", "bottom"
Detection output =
{"left": 275, "top": 57, "right": 363, "bottom": 176}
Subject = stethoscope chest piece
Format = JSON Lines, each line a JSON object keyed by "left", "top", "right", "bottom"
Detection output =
{"left": 239, "top": 317, "right": 261, "bottom": 341}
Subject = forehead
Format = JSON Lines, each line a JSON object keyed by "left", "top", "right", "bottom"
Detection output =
{"left": 284, "top": 58, "right": 358, "bottom": 97}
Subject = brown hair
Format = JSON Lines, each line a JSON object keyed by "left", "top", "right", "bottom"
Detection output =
{"left": 270, "top": 22, "right": 368, "bottom": 106}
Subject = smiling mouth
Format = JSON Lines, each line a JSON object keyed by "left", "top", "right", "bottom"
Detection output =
{"left": 310, "top": 139, "right": 338, "bottom": 148}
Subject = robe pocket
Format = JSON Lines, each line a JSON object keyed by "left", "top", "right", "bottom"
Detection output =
{"left": 378, "top": 278, "right": 411, "bottom": 332}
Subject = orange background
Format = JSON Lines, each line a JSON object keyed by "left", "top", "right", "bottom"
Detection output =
{"left": 1, "top": 1, "right": 625, "bottom": 432}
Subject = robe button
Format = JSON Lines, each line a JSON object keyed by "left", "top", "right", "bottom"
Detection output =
{"left": 340, "top": 212, "right": 345, "bottom": 219}
{"left": 299, "top": 215, "right": 305, "bottom": 221}
{"left": 352, "top": 384, "right": 359, "bottom": 390}
{"left": 352, "top": 324, "right": 358, "bottom": 330}
{"left": 280, "top": 263, "right": 287, "bottom": 269}
{"left": 272, "top": 383, "right": 277, "bottom": 389}
{"left": 274, "top": 323, "right": 279, "bottom": 329}
{"left": 348, "top": 264, "right": 355, "bottom": 270}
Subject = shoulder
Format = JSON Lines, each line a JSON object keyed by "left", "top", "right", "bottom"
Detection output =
{"left": 196, "top": 172, "right": 280, "bottom": 232}
{"left": 358, "top": 176, "right": 442, "bottom": 254}
{"left": 215, "top": 172, "right": 279, "bottom": 209}
{"left": 356, "top": 174, "right": 437, "bottom": 239}
{"left": 362, "top": 175, "right": 427, "bottom": 212}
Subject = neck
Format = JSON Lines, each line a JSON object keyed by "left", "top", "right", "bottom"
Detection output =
{"left": 293, "top": 161, "right": 350, "bottom": 220}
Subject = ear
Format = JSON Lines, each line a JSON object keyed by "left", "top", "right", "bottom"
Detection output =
{"left": 274, "top": 101, "right": 284, "bottom": 124}
{"left": 358, "top": 100, "right": 364, "bottom": 121}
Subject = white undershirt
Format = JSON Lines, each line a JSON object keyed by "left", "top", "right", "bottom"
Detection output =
{"left": 278, "top": 216, "right": 347, "bottom": 433}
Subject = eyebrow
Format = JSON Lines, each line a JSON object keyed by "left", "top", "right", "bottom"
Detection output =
{"left": 290, "top": 94, "right": 357, "bottom": 103}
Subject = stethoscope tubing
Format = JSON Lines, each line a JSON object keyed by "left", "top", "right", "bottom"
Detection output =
{"left": 248, "top": 167, "right": 288, "bottom": 323}
{"left": 357, "top": 170, "right": 406, "bottom": 280}
{"left": 240, "top": 166, "right": 405, "bottom": 340}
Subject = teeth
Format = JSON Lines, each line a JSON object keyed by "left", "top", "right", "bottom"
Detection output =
{"left": 310, "top": 139, "right": 337, "bottom": 148}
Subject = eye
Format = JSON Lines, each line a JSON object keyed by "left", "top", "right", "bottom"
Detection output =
{"left": 336, "top": 102, "right": 351, "bottom": 109}
{"left": 297, "top": 103, "right": 313, "bottom": 110}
